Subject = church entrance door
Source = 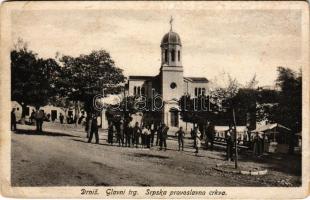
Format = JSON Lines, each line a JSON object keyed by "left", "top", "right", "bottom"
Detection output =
{"left": 170, "top": 109, "right": 179, "bottom": 127}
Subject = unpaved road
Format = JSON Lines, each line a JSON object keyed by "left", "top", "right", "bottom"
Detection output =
{"left": 11, "top": 123, "right": 301, "bottom": 186}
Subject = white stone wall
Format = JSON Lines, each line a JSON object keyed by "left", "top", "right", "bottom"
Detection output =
{"left": 40, "top": 105, "right": 67, "bottom": 121}
{"left": 161, "top": 67, "right": 184, "bottom": 102}
{"left": 188, "top": 82, "right": 210, "bottom": 97}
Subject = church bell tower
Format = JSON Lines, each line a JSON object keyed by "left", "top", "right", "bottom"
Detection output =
{"left": 160, "top": 17, "right": 182, "bottom": 68}
{"left": 160, "top": 17, "right": 184, "bottom": 127}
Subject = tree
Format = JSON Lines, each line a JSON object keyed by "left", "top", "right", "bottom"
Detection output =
{"left": 274, "top": 67, "right": 301, "bottom": 132}
{"left": 256, "top": 88, "right": 280, "bottom": 123}
{"left": 228, "top": 89, "right": 257, "bottom": 129}
{"left": 179, "top": 94, "right": 220, "bottom": 128}
{"left": 255, "top": 67, "right": 301, "bottom": 132}
{"left": 56, "top": 50, "right": 125, "bottom": 115}
{"left": 245, "top": 74, "right": 259, "bottom": 89}
{"left": 210, "top": 74, "right": 240, "bottom": 104}
{"left": 11, "top": 40, "right": 60, "bottom": 122}
{"left": 274, "top": 67, "right": 302, "bottom": 154}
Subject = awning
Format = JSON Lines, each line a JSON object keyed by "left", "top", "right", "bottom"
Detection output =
{"left": 215, "top": 126, "right": 247, "bottom": 132}
{"left": 252, "top": 123, "right": 291, "bottom": 133}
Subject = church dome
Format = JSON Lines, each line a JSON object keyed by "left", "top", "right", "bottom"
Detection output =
{"left": 161, "top": 31, "right": 182, "bottom": 46}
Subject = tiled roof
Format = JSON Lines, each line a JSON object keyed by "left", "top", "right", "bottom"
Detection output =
{"left": 128, "top": 76, "right": 154, "bottom": 80}
{"left": 184, "top": 77, "right": 209, "bottom": 83}
{"left": 128, "top": 75, "right": 208, "bottom": 83}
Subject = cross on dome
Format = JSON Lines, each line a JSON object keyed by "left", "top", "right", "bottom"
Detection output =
{"left": 161, "top": 16, "right": 182, "bottom": 46}
{"left": 170, "top": 16, "right": 173, "bottom": 31}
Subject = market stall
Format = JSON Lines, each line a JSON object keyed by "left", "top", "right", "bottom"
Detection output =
{"left": 251, "top": 123, "right": 292, "bottom": 153}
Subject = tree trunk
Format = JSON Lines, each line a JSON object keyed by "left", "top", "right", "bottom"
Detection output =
{"left": 233, "top": 108, "right": 238, "bottom": 169}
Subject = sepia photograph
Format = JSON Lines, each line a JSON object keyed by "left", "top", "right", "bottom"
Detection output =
{"left": 0, "top": 1, "right": 309, "bottom": 199}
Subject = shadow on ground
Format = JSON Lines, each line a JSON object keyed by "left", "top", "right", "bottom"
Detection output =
{"left": 14, "top": 129, "right": 81, "bottom": 138}
{"left": 133, "top": 153, "right": 169, "bottom": 159}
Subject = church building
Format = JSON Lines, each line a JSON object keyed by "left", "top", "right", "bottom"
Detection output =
{"left": 126, "top": 19, "right": 210, "bottom": 130}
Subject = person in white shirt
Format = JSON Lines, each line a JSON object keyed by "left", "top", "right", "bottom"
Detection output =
{"left": 194, "top": 127, "right": 201, "bottom": 155}
{"left": 142, "top": 125, "right": 151, "bottom": 148}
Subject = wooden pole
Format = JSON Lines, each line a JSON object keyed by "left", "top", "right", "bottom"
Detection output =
{"left": 232, "top": 108, "right": 238, "bottom": 169}
{"left": 101, "top": 87, "right": 105, "bottom": 128}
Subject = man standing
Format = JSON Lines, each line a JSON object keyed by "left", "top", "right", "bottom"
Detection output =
{"left": 30, "top": 110, "right": 36, "bottom": 124}
{"left": 156, "top": 123, "right": 162, "bottom": 146}
{"left": 11, "top": 108, "right": 17, "bottom": 131}
{"left": 88, "top": 114, "right": 99, "bottom": 144}
{"left": 133, "top": 122, "right": 141, "bottom": 148}
{"left": 150, "top": 123, "right": 156, "bottom": 147}
{"left": 194, "top": 127, "right": 201, "bottom": 155}
{"left": 115, "top": 120, "right": 124, "bottom": 147}
{"left": 253, "top": 132, "right": 262, "bottom": 157}
{"left": 225, "top": 125, "right": 234, "bottom": 161}
{"left": 119, "top": 120, "right": 124, "bottom": 147}
{"left": 141, "top": 125, "right": 146, "bottom": 148}
{"left": 142, "top": 125, "right": 151, "bottom": 148}
{"left": 35, "top": 109, "right": 44, "bottom": 133}
{"left": 145, "top": 125, "right": 151, "bottom": 148}
{"left": 85, "top": 115, "right": 92, "bottom": 138}
{"left": 59, "top": 113, "right": 64, "bottom": 124}
{"left": 107, "top": 121, "right": 114, "bottom": 145}
{"left": 159, "top": 124, "right": 169, "bottom": 151}
{"left": 175, "top": 127, "right": 185, "bottom": 151}
{"left": 125, "top": 121, "right": 132, "bottom": 147}
{"left": 206, "top": 122, "right": 215, "bottom": 151}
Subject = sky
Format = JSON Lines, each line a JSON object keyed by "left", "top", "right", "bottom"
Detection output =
{"left": 11, "top": 7, "right": 302, "bottom": 87}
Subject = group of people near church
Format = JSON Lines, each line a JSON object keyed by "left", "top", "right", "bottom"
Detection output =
{"left": 11, "top": 107, "right": 235, "bottom": 159}
{"left": 85, "top": 113, "right": 173, "bottom": 150}
{"left": 11, "top": 107, "right": 250, "bottom": 159}
{"left": 85, "top": 114, "right": 220, "bottom": 155}
{"left": 105, "top": 121, "right": 170, "bottom": 150}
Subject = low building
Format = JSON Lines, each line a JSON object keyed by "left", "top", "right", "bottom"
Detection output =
{"left": 40, "top": 105, "right": 67, "bottom": 122}
{"left": 11, "top": 101, "right": 35, "bottom": 122}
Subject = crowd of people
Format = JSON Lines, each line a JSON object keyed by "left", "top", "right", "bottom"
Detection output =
{"left": 86, "top": 114, "right": 173, "bottom": 151}
{"left": 85, "top": 114, "right": 218, "bottom": 156}
{"left": 11, "top": 108, "right": 45, "bottom": 132}
{"left": 11, "top": 108, "right": 264, "bottom": 158}
{"left": 11, "top": 108, "right": 87, "bottom": 133}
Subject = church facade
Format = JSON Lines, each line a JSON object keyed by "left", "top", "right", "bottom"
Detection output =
{"left": 126, "top": 23, "right": 210, "bottom": 130}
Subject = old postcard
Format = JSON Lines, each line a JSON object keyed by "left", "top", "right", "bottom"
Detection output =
{"left": 0, "top": 1, "right": 309, "bottom": 199}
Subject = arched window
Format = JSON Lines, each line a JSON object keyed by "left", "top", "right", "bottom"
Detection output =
{"left": 198, "top": 88, "right": 202, "bottom": 96}
{"left": 164, "top": 49, "right": 168, "bottom": 62}
{"left": 141, "top": 87, "right": 145, "bottom": 96}
{"left": 202, "top": 88, "right": 206, "bottom": 96}
{"left": 137, "top": 87, "right": 141, "bottom": 95}
{"left": 178, "top": 50, "right": 180, "bottom": 61}
{"left": 134, "top": 86, "right": 137, "bottom": 95}
{"left": 171, "top": 49, "right": 175, "bottom": 62}
{"left": 195, "top": 88, "right": 198, "bottom": 97}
